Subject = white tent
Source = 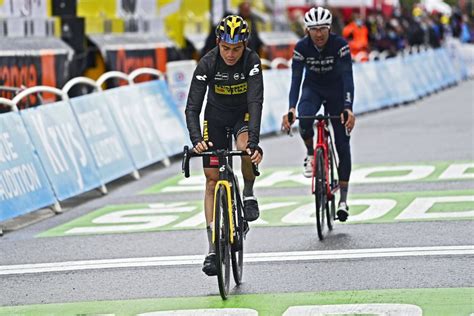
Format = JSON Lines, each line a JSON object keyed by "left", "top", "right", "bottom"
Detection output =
{"left": 422, "top": 0, "right": 452, "bottom": 15}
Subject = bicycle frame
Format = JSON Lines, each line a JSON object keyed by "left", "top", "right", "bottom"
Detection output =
{"left": 212, "top": 154, "right": 238, "bottom": 245}
{"left": 312, "top": 118, "right": 338, "bottom": 201}
{"left": 182, "top": 130, "right": 259, "bottom": 247}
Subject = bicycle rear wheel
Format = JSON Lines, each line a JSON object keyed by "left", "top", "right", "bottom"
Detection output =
{"left": 314, "top": 148, "right": 326, "bottom": 240}
{"left": 215, "top": 186, "right": 231, "bottom": 299}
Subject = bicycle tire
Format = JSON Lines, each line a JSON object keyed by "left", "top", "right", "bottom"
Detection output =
{"left": 215, "top": 185, "right": 231, "bottom": 299}
{"left": 230, "top": 177, "right": 244, "bottom": 285}
{"left": 314, "top": 148, "right": 326, "bottom": 240}
{"left": 326, "top": 146, "right": 336, "bottom": 231}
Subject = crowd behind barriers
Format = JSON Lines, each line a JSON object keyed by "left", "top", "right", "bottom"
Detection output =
{"left": 227, "top": 2, "right": 473, "bottom": 63}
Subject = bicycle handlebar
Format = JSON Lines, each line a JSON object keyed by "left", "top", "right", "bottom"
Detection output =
{"left": 182, "top": 146, "right": 260, "bottom": 178}
{"left": 287, "top": 111, "right": 351, "bottom": 136}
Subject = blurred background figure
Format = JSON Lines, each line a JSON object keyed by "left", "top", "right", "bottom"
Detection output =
{"left": 238, "top": 1, "right": 266, "bottom": 55}
{"left": 200, "top": 11, "right": 234, "bottom": 57}
{"left": 343, "top": 13, "right": 369, "bottom": 61}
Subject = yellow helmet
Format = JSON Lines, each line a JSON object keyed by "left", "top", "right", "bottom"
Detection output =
{"left": 216, "top": 15, "right": 250, "bottom": 44}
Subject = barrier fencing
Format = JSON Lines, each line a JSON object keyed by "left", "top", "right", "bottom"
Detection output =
{"left": 0, "top": 42, "right": 473, "bottom": 233}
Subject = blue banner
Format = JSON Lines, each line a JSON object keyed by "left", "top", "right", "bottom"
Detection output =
{"left": 383, "top": 57, "right": 418, "bottom": 104}
{"left": 135, "top": 80, "right": 190, "bottom": 155}
{"left": 263, "top": 69, "right": 288, "bottom": 133}
{"left": 0, "top": 112, "right": 57, "bottom": 221}
{"left": 352, "top": 63, "right": 370, "bottom": 114}
{"left": 69, "top": 93, "right": 136, "bottom": 183}
{"left": 103, "top": 85, "right": 167, "bottom": 168}
{"left": 360, "top": 61, "right": 392, "bottom": 110}
{"left": 20, "top": 101, "right": 102, "bottom": 201}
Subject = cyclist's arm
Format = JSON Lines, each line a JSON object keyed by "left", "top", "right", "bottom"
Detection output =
{"left": 338, "top": 43, "right": 354, "bottom": 111}
{"left": 185, "top": 59, "right": 210, "bottom": 146}
{"left": 289, "top": 43, "right": 305, "bottom": 109}
{"left": 246, "top": 52, "right": 264, "bottom": 147}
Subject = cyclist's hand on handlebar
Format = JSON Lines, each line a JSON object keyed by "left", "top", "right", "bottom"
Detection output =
{"left": 247, "top": 143, "right": 263, "bottom": 165}
{"left": 281, "top": 107, "right": 296, "bottom": 132}
{"left": 193, "top": 140, "right": 213, "bottom": 154}
{"left": 340, "top": 109, "right": 355, "bottom": 133}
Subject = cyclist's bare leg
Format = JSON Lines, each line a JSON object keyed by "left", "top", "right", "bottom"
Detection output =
{"left": 236, "top": 131, "right": 255, "bottom": 195}
{"left": 236, "top": 131, "right": 260, "bottom": 221}
{"left": 204, "top": 167, "right": 219, "bottom": 253}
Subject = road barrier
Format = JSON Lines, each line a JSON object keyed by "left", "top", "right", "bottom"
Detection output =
{"left": 0, "top": 42, "right": 472, "bottom": 228}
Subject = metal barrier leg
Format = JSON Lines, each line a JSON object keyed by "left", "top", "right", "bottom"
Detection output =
{"left": 51, "top": 202, "right": 62, "bottom": 214}
{"left": 98, "top": 184, "right": 108, "bottom": 195}
{"left": 132, "top": 170, "right": 140, "bottom": 180}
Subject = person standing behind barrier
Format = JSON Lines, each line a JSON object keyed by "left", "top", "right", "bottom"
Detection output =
{"left": 238, "top": 1, "right": 265, "bottom": 55}
{"left": 185, "top": 15, "right": 264, "bottom": 276}
{"left": 343, "top": 13, "right": 369, "bottom": 61}
{"left": 281, "top": 7, "right": 355, "bottom": 222}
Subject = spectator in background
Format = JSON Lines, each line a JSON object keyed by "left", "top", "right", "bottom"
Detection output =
{"left": 329, "top": 7, "right": 345, "bottom": 36}
{"left": 238, "top": 1, "right": 265, "bottom": 55}
{"left": 343, "top": 13, "right": 369, "bottom": 60}
{"left": 460, "top": 14, "right": 472, "bottom": 42}
{"left": 200, "top": 11, "right": 233, "bottom": 57}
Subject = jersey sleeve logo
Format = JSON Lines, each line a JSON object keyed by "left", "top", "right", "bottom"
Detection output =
{"left": 195, "top": 74, "right": 208, "bottom": 81}
{"left": 345, "top": 92, "right": 352, "bottom": 104}
{"left": 338, "top": 45, "right": 350, "bottom": 58}
{"left": 249, "top": 64, "right": 260, "bottom": 77}
{"left": 293, "top": 50, "right": 305, "bottom": 61}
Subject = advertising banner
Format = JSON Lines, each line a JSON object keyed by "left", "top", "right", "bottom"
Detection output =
{"left": 0, "top": 111, "right": 56, "bottom": 221}
{"left": 103, "top": 85, "right": 167, "bottom": 168}
{"left": 0, "top": 37, "right": 73, "bottom": 112}
{"left": 135, "top": 80, "right": 190, "bottom": 155}
{"left": 20, "top": 101, "right": 102, "bottom": 201}
{"left": 69, "top": 93, "right": 136, "bottom": 183}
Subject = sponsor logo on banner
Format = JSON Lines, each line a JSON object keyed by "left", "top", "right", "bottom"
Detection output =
{"left": 105, "top": 48, "right": 167, "bottom": 86}
{"left": 0, "top": 52, "right": 69, "bottom": 111}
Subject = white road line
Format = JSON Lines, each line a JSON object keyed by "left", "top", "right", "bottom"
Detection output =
{"left": 0, "top": 245, "right": 472, "bottom": 276}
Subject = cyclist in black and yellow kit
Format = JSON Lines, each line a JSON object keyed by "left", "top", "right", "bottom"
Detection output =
{"left": 185, "top": 15, "right": 264, "bottom": 276}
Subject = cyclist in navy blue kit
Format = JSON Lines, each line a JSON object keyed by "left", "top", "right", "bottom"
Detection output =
{"left": 281, "top": 7, "right": 355, "bottom": 222}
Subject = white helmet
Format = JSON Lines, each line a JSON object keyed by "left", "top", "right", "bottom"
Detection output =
{"left": 304, "top": 7, "right": 332, "bottom": 28}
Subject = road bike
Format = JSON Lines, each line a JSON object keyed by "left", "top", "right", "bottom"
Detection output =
{"left": 182, "top": 128, "right": 259, "bottom": 299}
{"left": 288, "top": 111, "right": 348, "bottom": 240}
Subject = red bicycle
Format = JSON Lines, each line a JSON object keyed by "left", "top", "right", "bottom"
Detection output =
{"left": 288, "top": 112, "right": 348, "bottom": 240}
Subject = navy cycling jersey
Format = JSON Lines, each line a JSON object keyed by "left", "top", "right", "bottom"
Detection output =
{"left": 289, "top": 33, "right": 354, "bottom": 110}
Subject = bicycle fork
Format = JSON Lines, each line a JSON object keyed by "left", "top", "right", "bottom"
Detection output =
{"left": 212, "top": 181, "right": 235, "bottom": 245}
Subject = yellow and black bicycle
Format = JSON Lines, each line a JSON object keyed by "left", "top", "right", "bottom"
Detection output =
{"left": 182, "top": 128, "right": 259, "bottom": 300}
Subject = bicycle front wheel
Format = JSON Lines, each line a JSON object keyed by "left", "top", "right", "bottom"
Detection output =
{"left": 326, "top": 146, "right": 336, "bottom": 231}
{"left": 314, "top": 148, "right": 326, "bottom": 240}
{"left": 215, "top": 185, "right": 231, "bottom": 299}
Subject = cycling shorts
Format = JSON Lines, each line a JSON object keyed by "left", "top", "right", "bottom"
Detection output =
{"left": 202, "top": 108, "right": 249, "bottom": 168}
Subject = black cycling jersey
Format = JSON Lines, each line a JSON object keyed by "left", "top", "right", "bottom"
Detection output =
{"left": 185, "top": 46, "right": 263, "bottom": 147}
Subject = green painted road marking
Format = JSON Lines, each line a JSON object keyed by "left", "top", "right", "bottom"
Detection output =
{"left": 38, "top": 190, "right": 474, "bottom": 237}
{"left": 142, "top": 161, "right": 474, "bottom": 194}
{"left": 0, "top": 288, "right": 471, "bottom": 316}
